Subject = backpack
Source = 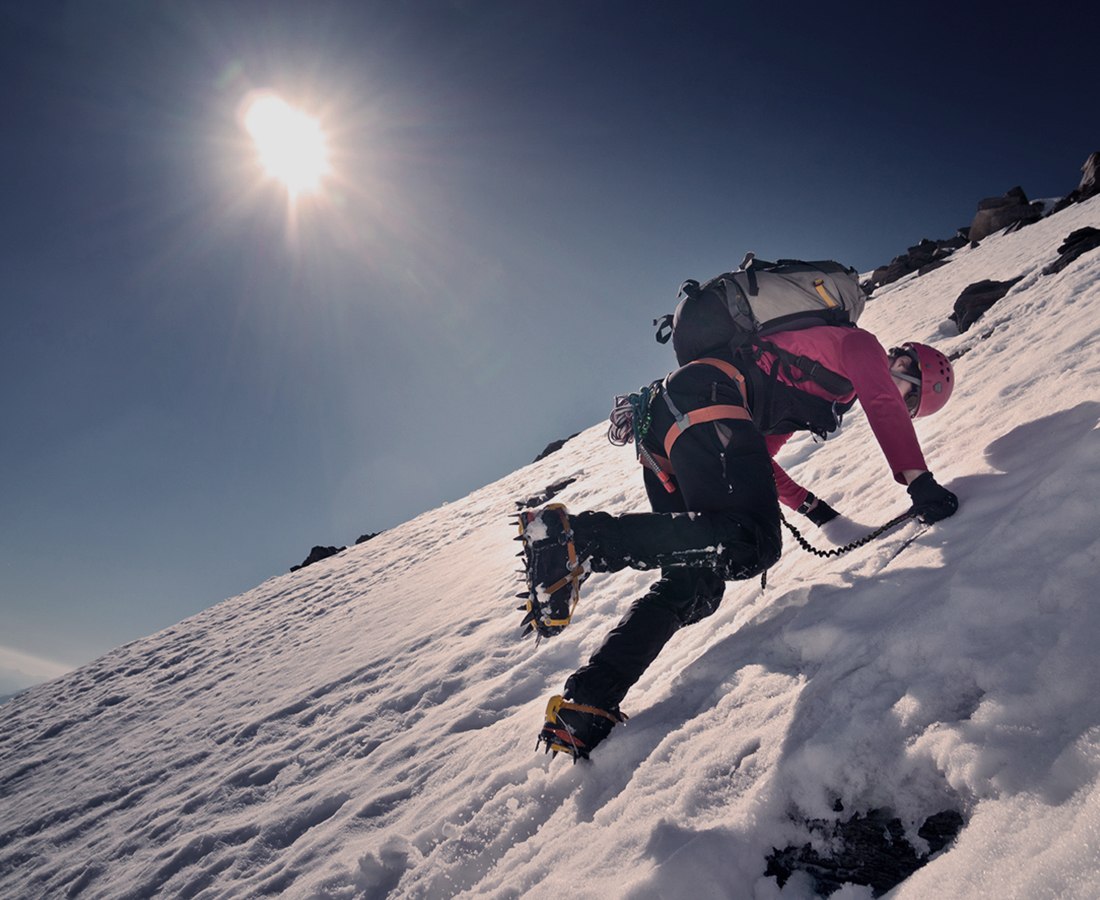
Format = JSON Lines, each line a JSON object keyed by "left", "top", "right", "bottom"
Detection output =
{"left": 653, "top": 255, "right": 867, "bottom": 439}
{"left": 655, "top": 254, "right": 866, "bottom": 354}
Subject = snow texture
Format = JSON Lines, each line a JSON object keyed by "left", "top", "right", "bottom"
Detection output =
{"left": 2, "top": 197, "right": 1100, "bottom": 899}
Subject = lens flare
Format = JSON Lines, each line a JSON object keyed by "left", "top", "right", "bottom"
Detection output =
{"left": 242, "top": 92, "right": 330, "bottom": 196}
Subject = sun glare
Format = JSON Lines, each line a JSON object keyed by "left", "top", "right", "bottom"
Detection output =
{"left": 243, "top": 92, "right": 331, "bottom": 196}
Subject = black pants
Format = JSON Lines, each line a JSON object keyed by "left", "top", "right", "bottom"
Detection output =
{"left": 564, "top": 360, "right": 782, "bottom": 710}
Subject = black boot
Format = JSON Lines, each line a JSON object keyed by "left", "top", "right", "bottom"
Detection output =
{"left": 572, "top": 510, "right": 769, "bottom": 580}
{"left": 537, "top": 694, "right": 626, "bottom": 761}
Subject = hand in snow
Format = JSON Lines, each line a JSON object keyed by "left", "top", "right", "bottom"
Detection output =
{"left": 818, "top": 514, "right": 878, "bottom": 546}
{"left": 906, "top": 472, "right": 959, "bottom": 524}
{"left": 804, "top": 497, "right": 840, "bottom": 526}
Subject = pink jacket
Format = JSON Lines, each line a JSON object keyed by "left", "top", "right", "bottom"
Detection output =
{"left": 758, "top": 326, "right": 928, "bottom": 509}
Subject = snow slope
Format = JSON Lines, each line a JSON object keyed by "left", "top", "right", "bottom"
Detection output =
{"left": 2, "top": 197, "right": 1100, "bottom": 900}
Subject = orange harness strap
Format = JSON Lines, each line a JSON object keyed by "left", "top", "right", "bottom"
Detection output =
{"left": 661, "top": 358, "right": 752, "bottom": 459}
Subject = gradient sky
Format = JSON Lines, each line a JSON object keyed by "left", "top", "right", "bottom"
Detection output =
{"left": 1, "top": 0, "right": 1095, "bottom": 675}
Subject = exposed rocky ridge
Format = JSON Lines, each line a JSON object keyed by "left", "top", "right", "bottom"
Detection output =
{"left": 967, "top": 185, "right": 1046, "bottom": 243}
{"left": 289, "top": 545, "right": 345, "bottom": 573}
{"left": 1051, "top": 151, "right": 1100, "bottom": 213}
{"left": 862, "top": 151, "right": 1098, "bottom": 296}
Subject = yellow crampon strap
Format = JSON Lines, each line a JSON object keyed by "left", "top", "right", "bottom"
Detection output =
{"left": 541, "top": 695, "right": 627, "bottom": 757}
{"left": 544, "top": 694, "right": 626, "bottom": 726}
{"left": 517, "top": 504, "right": 585, "bottom": 632}
{"left": 530, "top": 505, "right": 584, "bottom": 628}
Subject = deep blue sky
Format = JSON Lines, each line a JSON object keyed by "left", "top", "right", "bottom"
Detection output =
{"left": 1, "top": 0, "right": 1095, "bottom": 674}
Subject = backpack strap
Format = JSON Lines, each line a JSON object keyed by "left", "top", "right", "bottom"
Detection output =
{"left": 734, "top": 345, "right": 856, "bottom": 439}
{"left": 743, "top": 255, "right": 760, "bottom": 297}
{"left": 750, "top": 339, "right": 854, "bottom": 396}
{"left": 654, "top": 279, "right": 702, "bottom": 345}
{"left": 653, "top": 314, "right": 675, "bottom": 345}
{"left": 661, "top": 358, "right": 751, "bottom": 459}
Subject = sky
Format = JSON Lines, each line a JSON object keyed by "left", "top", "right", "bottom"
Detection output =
{"left": 1, "top": 0, "right": 1096, "bottom": 677}
{"left": 3, "top": 195, "right": 1100, "bottom": 897}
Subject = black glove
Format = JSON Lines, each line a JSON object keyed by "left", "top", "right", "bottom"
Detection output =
{"left": 907, "top": 472, "right": 958, "bottom": 524}
{"left": 799, "top": 492, "right": 840, "bottom": 526}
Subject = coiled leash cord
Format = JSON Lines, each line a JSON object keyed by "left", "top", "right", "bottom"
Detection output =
{"left": 780, "top": 509, "right": 919, "bottom": 559}
{"left": 758, "top": 509, "right": 919, "bottom": 589}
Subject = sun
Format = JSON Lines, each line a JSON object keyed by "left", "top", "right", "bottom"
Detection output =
{"left": 242, "top": 92, "right": 331, "bottom": 197}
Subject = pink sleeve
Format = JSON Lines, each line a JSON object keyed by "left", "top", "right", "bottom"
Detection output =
{"left": 760, "top": 326, "right": 930, "bottom": 487}
{"left": 839, "top": 330, "right": 928, "bottom": 483}
{"left": 766, "top": 433, "right": 810, "bottom": 509}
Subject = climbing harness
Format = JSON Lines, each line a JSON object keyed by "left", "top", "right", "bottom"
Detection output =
{"left": 608, "top": 358, "right": 751, "bottom": 495}
{"left": 608, "top": 381, "right": 677, "bottom": 493}
{"left": 608, "top": 371, "right": 922, "bottom": 580}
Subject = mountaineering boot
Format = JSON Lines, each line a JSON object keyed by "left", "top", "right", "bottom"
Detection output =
{"left": 516, "top": 504, "right": 591, "bottom": 640}
{"left": 572, "top": 509, "right": 771, "bottom": 582}
{"left": 536, "top": 694, "right": 626, "bottom": 761}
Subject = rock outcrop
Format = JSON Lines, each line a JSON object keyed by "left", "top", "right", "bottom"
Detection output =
{"left": 533, "top": 433, "right": 580, "bottom": 463}
{"left": 967, "top": 186, "right": 1045, "bottom": 243}
{"left": 290, "top": 545, "right": 345, "bottom": 572}
{"left": 1042, "top": 226, "right": 1100, "bottom": 276}
{"left": 861, "top": 236, "right": 968, "bottom": 294}
{"left": 1052, "top": 151, "right": 1100, "bottom": 213}
{"left": 766, "top": 807, "right": 965, "bottom": 897}
{"left": 950, "top": 276, "right": 1025, "bottom": 333}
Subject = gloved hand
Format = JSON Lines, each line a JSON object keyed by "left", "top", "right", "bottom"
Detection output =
{"left": 804, "top": 497, "right": 839, "bottom": 526}
{"left": 907, "top": 472, "right": 959, "bottom": 524}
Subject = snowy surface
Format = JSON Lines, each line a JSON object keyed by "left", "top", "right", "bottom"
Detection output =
{"left": 2, "top": 197, "right": 1100, "bottom": 899}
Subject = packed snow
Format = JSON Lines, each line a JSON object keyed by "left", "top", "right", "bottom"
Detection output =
{"left": 2, "top": 196, "right": 1099, "bottom": 900}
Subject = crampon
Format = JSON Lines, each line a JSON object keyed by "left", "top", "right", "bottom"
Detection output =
{"left": 515, "top": 503, "right": 589, "bottom": 641}
{"left": 536, "top": 694, "right": 626, "bottom": 761}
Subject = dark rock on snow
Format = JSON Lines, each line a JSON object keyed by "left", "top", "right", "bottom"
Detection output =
{"left": 533, "top": 432, "right": 580, "bottom": 463}
{"left": 517, "top": 477, "right": 577, "bottom": 510}
{"left": 950, "top": 276, "right": 1025, "bottom": 333}
{"left": 1042, "top": 226, "right": 1100, "bottom": 276}
{"left": 290, "top": 545, "right": 346, "bottom": 572}
{"left": 765, "top": 807, "right": 965, "bottom": 897}
{"left": 289, "top": 533, "right": 381, "bottom": 573}
{"left": 967, "top": 186, "right": 1045, "bottom": 243}
{"left": 1052, "top": 151, "right": 1100, "bottom": 213}
{"left": 861, "top": 236, "right": 967, "bottom": 294}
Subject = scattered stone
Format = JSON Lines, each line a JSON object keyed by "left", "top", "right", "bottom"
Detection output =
{"left": 518, "top": 477, "right": 577, "bottom": 510}
{"left": 1042, "top": 226, "right": 1100, "bottom": 276}
{"left": 765, "top": 807, "right": 964, "bottom": 897}
{"left": 949, "top": 276, "right": 1025, "bottom": 332}
{"left": 356, "top": 532, "right": 382, "bottom": 545}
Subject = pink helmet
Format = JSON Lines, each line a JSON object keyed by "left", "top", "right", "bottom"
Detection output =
{"left": 897, "top": 342, "right": 954, "bottom": 417}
